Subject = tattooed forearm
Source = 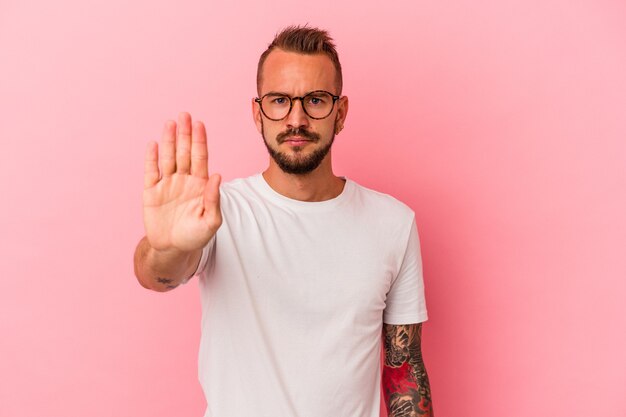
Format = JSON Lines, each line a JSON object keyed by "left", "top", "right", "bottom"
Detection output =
{"left": 382, "top": 323, "right": 433, "bottom": 417}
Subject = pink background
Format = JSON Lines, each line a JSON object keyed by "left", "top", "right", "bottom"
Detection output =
{"left": 1, "top": 0, "right": 625, "bottom": 416}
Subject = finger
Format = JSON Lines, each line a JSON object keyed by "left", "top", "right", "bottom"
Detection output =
{"left": 203, "top": 173, "right": 222, "bottom": 212}
{"left": 176, "top": 112, "right": 192, "bottom": 174}
{"left": 203, "top": 173, "right": 222, "bottom": 231}
{"left": 191, "top": 121, "right": 209, "bottom": 179}
{"left": 144, "top": 141, "right": 160, "bottom": 189}
{"left": 161, "top": 120, "right": 176, "bottom": 176}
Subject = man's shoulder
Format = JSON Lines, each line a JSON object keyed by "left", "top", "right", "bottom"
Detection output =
{"left": 219, "top": 174, "right": 262, "bottom": 194}
{"left": 348, "top": 179, "right": 415, "bottom": 218}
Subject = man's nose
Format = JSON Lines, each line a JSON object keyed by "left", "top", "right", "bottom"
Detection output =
{"left": 286, "top": 98, "right": 310, "bottom": 129}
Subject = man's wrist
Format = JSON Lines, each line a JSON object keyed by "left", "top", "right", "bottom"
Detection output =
{"left": 145, "top": 244, "right": 201, "bottom": 290}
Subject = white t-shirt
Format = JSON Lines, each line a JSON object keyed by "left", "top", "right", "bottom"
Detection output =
{"left": 192, "top": 174, "right": 428, "bottom": 417}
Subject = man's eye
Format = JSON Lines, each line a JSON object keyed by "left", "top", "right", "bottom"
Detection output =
{"left": 307, "top": 97, "right": 324, "bottom": 105}
{"left": 273, "top": 97, "right": 288, "bottom": 105}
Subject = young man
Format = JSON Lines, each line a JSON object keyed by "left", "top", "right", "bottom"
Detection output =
{"left": 134, "top": 26, "right": 433, "bottom": 417}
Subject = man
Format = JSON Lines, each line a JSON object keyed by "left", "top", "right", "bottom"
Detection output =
{"left": 134, "top": 26, "right": 433, "bottom": 417}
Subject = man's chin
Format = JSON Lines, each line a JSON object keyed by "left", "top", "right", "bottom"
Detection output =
{"left": 272, "top": 153, "right": 322, "bottom": 175}
{"left": 283, "top": 144, "right": 311, "bottom": 154}
{"left": 262, "top": 130, "right": 334, "bottom": 175}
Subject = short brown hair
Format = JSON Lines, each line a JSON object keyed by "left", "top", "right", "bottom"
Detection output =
{"left": 256, "top": 25, "right": 343, "bottom": 95}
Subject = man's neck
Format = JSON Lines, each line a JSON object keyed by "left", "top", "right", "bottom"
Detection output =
{"left": 262, "top": 158, "right": 345, "bottom": 202}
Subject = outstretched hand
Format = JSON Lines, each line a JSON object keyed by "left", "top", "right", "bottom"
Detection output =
{"left": 143, "top": 112, "right": 222, "bottom": 253}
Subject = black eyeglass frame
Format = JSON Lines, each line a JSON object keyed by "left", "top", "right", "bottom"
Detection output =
{"left": 254, "top": 90, "right": 341, "bottom": 121}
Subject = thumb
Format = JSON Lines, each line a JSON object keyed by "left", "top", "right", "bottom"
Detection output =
{"left": 203, "top": 173, "right": 222, "bottom": 211}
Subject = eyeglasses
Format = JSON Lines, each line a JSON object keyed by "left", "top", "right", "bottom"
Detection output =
{"left": 255, "top": 90, "right": 340, "bottom": 121}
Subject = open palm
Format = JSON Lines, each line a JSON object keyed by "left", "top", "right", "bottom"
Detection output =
{"left": 143, "top": 112, "right": 221, "bottom": 253}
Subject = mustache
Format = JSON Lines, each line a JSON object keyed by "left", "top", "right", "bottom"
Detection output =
{"left": 276, "top": 128, "right": 320, "bottom": 144}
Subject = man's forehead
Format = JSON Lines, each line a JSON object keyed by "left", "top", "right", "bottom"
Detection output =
{"left": 260, "top": 49, "right": 336, "bottom": 95}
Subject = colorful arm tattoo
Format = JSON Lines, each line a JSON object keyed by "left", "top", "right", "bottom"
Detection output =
{"left": 382, "top": 323, "right": 433, "bottom": 417}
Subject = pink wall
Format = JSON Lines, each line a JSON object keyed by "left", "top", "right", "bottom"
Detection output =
{"left": 1, "top": 0, "right": 625, "bottom": 416}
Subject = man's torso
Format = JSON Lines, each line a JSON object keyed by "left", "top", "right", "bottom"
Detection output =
{"left": 194, "top": 174, "right": 426, "bottom": 417}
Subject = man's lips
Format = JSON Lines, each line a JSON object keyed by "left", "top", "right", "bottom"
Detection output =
{"left": 282, "top": 136, "right": 311, "bottom": 145}
{"left": 276, "top": 128, "right": 320, "bottom": 144}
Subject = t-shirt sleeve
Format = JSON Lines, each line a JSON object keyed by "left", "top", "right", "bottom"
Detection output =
{"left": 180, "top": 236, "right": 215, "bottom": 284}
{"left": 383, "top": 218, "right": 428, "bottom": 324}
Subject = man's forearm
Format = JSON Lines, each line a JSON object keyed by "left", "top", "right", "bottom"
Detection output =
{"left": 382, "top": 323, "right": 433, "bottom": 417}
{"left": 133, "top": 236, "right": 202, "bottom": 292}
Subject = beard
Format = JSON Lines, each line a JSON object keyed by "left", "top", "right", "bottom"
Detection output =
{"left": 261, "top": 120, "right": 335, "bottom": 175}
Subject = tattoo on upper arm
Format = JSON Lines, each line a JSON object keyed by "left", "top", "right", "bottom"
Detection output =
{"left": 382, "top": 323, "right": 433, "bottom": 416}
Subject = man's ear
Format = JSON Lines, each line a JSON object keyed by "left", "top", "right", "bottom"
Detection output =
{"left": 252, "top": 98, "right": 263, "bottom": 134}
{"left": 335, "top": 95, "right": 349, "bottom": 134}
